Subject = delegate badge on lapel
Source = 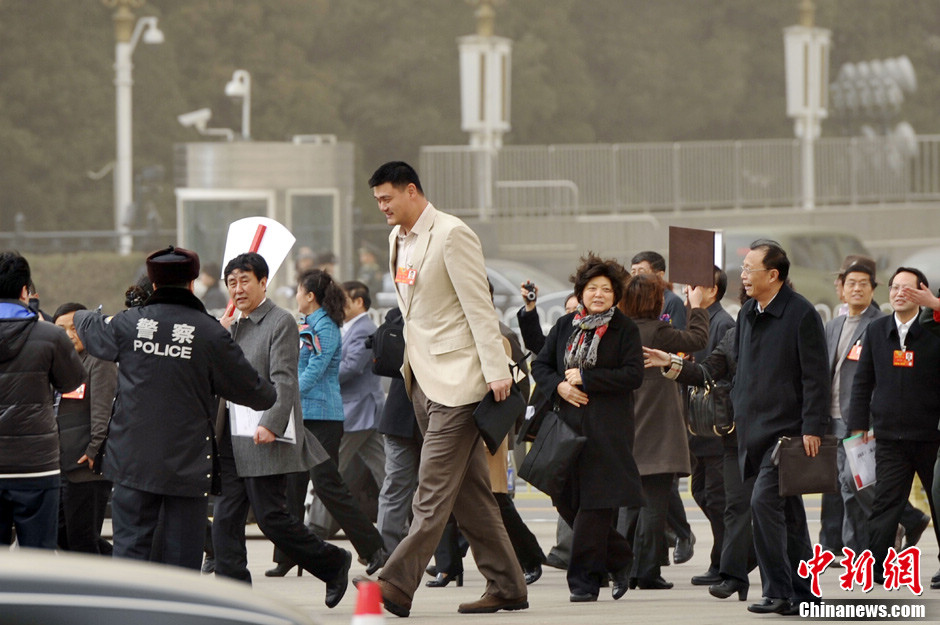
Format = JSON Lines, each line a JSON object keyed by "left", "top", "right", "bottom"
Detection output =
{"left": 395, "top": 266, "right": 417, "bottom": 286}
{"left": 62, "top": 383, "right": 86, "bottom": 400}
{"left": 847, "top": 342, "right": 862, "bottom": 361}
{"left": 892, "top": 350, "right": 914, "bottom": 367}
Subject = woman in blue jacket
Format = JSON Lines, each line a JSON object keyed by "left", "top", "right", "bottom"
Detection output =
{"left": 268, "top": 268, "right": 387, "bottom": 577}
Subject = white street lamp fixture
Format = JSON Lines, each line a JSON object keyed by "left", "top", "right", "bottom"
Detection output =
{"left": 224, "top": 69, "right": 251, "bottom": 140}
{"left": 107, "top": 0, "right": 164, "bottom": 255}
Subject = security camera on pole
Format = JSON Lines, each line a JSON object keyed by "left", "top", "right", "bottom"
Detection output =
{"left": 784, "top": 0, "right": 830, "bottom": 211}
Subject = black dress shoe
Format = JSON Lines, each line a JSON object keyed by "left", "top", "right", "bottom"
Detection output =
{"left": 904, "top": 514, "right": 931, "bottom": 549}
{"left": 673, "top": 532, "right": 695, "bottom": 564}
{"left": 324, "top": 550, "right": 352, "bottom": 609}
{"left": 366, "top": 547, "right": 388, "bottom": 576}
{"left": 524, "top": 564, "right": 542, "bottom": 585}
{"left": 426, "top": 564, "right": 438, "bottom": 577}
{"left": 426, "top": 571, "right": 464, "bottom": 587}
{"left": 932, "top": 568, "right": 940, "bottom": 584}
{"left": 747, "top": 598, "right": 793, "bottom": 614}
{"left": 265, "top": 562, "right": 297, "bottom": 577}
{"left": 636, "top": 576, "right": 673, "bottom": 590}
{"left": 691, "top": 569, "right": 722, "bottom": 586}
{"left": 569, "top": 592, "right": 598, "bottom": 602}
{"left": 611, "top": 565, "right": 630, "bottom": 600}
{"left": 201, "top": 556, "right": 215, "bottom": 575}
{"left": 709, "top": 578, "right": 748, "bottom": 601}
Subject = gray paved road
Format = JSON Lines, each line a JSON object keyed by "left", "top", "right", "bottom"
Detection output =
{"left": 237, "top": 493, "right": 939, "bottom": 624}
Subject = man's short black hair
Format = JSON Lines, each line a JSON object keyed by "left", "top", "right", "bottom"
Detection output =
{"left": 342, "top": 280, "right": 371, "bottom": 311}
{"left": 0, "top": 251, "right": 31, "bottom": 300}
{"left": 890, "top": 266, "right": 929, "bottom": 290}
{"left": 750, "top": 239, "right": 790, "bottom": 282}
{"left": 224, "top": 252, "right": 269, "bottom": 282}
{"left": 630, "top": 251, "right": 666, "bottom": 273}
{"left": 53, "top": 302, "right": 87, "bottom": 321}
{"left": 368, "top": 161, "right": 424, "bottom": 194}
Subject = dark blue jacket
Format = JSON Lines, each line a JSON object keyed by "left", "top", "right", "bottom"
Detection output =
{"left": 846, "top": 313, "right": 940, "bottom": 441}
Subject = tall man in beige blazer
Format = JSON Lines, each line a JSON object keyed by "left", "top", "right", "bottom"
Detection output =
{"left": 354, "top": 161, "right": 527, "bottom": 616}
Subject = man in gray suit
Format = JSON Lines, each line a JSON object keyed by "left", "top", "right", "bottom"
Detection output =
{"left": 212, "top": 252, "right": 352, "bottom": 609}
{"left": 823, "top": 259, "right": 930, "bottom": 552}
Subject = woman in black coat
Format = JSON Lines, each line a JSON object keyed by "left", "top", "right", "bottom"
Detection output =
{"left": 531, "top": 254, "right": 644, "bottom": 603}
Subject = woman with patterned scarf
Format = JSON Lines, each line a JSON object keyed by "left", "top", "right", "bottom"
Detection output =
{"left": 531, "top": 254, "right": 645, "bottom": 603}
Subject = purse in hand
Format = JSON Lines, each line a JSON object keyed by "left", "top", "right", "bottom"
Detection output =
{"left": 518, "top": 409, "right": 586, "bottom": 498}
{"left": 687, "top": 368, "right": 735, "bottom": 438}
{"left": 773, "top": 435, "right": 839, "bottom": 497}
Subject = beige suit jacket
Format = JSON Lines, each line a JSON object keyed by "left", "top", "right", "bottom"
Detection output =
{"left": 388, "top": 203, "right": 508, "bottom": 407}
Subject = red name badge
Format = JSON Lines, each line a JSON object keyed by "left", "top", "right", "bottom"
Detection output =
{"left": 893, "top": 350, "right": 914, "bottom": 367}
{"left": 847, "top": 343, "right": 862, "bottom": 361}
{"left": 395, "top": 266, "right": 417, "bottom": 286}
{"left": 62, "top": 384, "right": 86, "bottom": 400}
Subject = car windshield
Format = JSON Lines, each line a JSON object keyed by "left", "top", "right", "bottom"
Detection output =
{"left": 487, "top": 261, "right": 567, "bottom": 293}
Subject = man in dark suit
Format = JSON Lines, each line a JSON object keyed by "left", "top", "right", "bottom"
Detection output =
{"left": 689, "top": 267, "right": 735, "bottom": 586}
{"left": 846, "top": 266, "right": 940, "bottom": 582}
{"left": 732, "top": 240, "right": 830, "bottom": 615}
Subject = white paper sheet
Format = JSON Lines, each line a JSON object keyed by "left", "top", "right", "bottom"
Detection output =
{"left": 229, "top": 402, "right": 296, "bottom": 444}
{"left": 844, "top": 430, "right": 876, "bottom": 490}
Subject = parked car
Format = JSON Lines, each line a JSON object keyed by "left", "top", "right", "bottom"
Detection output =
{"left": 897, "top": 247, "right": 940, "bottom": 291}
{"left": 720, "top": 226, "right": 889, "bottom": 321}
{"left": 374, "top": 258, "right": 568, "bottom": 311}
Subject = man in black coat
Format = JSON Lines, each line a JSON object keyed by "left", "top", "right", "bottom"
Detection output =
{"left": 76, "top": 246, "right": 276, "bottom": 570}
{"left": 846, "top": 266, "right": 940, "bottom": 583}
{"left": 0, "top": 252, "right": 85, "bottom": 551}
{"left": 731, "top": 240, "right": 830, "bottom": 615}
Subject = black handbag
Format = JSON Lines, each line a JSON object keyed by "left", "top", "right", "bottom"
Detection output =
{"left": 517, "top": 408, "right": 586, "bottom": 498}
{"left": 687, "top": 368, "right": 735, "bottom": 438}
{"left": 366, "top": 309, "right": 405, "bottom": 379}
{"left": 473, "top": 383, "right": 526, "bottom": 455}
{"left": 773, "top": 435, "right": 839, "bottom": 497}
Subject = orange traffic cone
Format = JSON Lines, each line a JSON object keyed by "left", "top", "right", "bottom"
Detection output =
{"left": 351, "top": 580, "right": 384, "bottom": 625}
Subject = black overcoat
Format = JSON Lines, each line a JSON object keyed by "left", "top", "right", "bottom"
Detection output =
{"left": 531, "top": 308, "right": 645, "bottom": 509}
{"left": 730, "top": 284, "right": 830, "bottom": 479}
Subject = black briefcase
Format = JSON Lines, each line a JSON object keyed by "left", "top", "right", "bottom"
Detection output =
{"left": 773, "top": 435, "right": 839, "bottom": 497}
{"left": 518, "top": 410, "right": 587, "bottom": 498}
{"left": 473, "top": 383, "right": 526, "bottom": 455}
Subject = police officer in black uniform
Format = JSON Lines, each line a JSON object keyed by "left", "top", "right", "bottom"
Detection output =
{"left": 76, "top": 246, "right": 277, "bottom": 570}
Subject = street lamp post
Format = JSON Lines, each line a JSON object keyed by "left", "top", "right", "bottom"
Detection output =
{"left": 784, "top": 0, "right": 829, "bottom": 211}
{"left": 225, "top": 70, "right": 251, "bottom": 140}
{"left": 105, "top": 0, "right": 163, "bottom": 255}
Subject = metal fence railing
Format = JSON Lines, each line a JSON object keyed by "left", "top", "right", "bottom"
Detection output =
{"left": 421, "top": 135, "right": 940, "bottom": 217}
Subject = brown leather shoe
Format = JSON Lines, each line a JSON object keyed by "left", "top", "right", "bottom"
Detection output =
{"left": 457, "top": 593, "right": 529, "bottom": 614}
{"left": 352, "top": 576, "right": 412, "bottom": 618}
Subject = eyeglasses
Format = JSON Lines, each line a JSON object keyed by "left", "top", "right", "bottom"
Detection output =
{"left": 740, "top": 265, "right": 770, "bottom": 275}
{"left": 843, "top": 280, "right": 872, "bottom": 289}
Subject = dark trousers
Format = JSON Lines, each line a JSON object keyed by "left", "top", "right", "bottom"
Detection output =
{"left": 212, "top": 450, "right": 346, "bottom": 584}
{"left": 666, "top": 474, "right": 692, "bottom": 542}
{"left": 494, "top": 492, "right": 546, "bottom": 570}
{"left": 0, "top": 475, "right": 60, "bottom": 549}
{"left": 691, "top": 453, "right": 725, "bottom": 571}
{"left": 111, "top": 484, "right": 206, "bottom": 570}
{"left": 749, "top": 448, "right": 814, "bottom": 602}
{"left": 555, "top": 499, "right": 632, "bottom": 596}
{"left": 818, "top": 418, "right": 847, "bottom": 551}
{"left": 720, "top": 438, "right": 756, "bottom": 583}
{"left": 433, "top": 494, "right": 545, "bottom": 575}
{"left": 629, "top": 472, "right": 673, "bottom": 580}
{"left": 58, "top": 478, "right": 112, "bottom": 554}
{"left": 869, "top": 439, "right": 940, "bottom": 576}
{"left": 275, "top": 420, "right": 383, "bottom": 564}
